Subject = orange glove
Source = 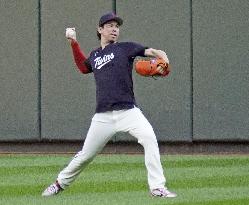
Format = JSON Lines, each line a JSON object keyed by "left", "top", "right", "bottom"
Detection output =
{"left": 135, "top": 58, "right": 170, "bottom": 77}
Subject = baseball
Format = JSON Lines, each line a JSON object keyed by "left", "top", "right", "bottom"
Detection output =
{"left": 66, "top": 28, "right": 76, "bottom": 40}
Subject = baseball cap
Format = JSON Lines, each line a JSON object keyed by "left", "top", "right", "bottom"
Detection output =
{"left": 99, "top": 12, "right": 123, "bottom": 26}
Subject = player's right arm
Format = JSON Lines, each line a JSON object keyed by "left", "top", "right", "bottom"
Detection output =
{"left": 70, "top": 40, "right": 92, "bottom": 74}
{"left": 66, "top": 28, "right": 92, "bottom": 74}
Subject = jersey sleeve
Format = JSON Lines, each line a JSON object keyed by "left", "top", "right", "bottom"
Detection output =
{"left": 122, "top": 42, "right": 148, "bottom": 59}
{"left": 84, "top": 58, "right": 92, "bottom": 72}
{"left": 71, "top": 40, "right": 92, "bottom": 74}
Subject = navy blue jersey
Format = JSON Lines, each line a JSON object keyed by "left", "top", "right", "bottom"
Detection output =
{"left": 85, "top": 42, "right": 147, "bottom": 113}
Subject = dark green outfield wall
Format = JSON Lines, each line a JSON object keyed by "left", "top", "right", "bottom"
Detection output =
{"left": 0, "top": 0, "right": 248, "bottom": 142}
{"left": 0, "top": 0, "right": 39, "bottom": 140}
{"left": 192, "top": 0, "right": 249, "bottom": 141}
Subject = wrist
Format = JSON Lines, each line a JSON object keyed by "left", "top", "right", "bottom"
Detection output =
{"left": 70, "top": 39, "right": 77, "bottom": 45}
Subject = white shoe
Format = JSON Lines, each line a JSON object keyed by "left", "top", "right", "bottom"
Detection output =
{"left": 151, "top": 188, "right": 177, "bottom": 198}
{"left": 42, "top": 182, "right": 62, "bottom": 197}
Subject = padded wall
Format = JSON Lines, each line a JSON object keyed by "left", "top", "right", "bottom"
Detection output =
{"left": 41, "top": 0, "right": 112, "bottom": 140}
{"left": 116, "top": 0, "right": 192, "bottom": 141}
{"left": 193, "top": 0, "right": 249, "bottom": 140}
{"left": 1, "top": 0, "right": 248, "bottom": 142}
{"left": 0, "top": 0, "right": 39, "bottom": 140}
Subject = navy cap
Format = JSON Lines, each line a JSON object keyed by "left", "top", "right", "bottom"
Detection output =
{"left": 99, "top": 12, "right": 123, "bottom": 26}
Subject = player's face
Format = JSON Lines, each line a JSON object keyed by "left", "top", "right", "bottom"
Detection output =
{"left": 99, "top": 21, "right": 120, "bottom": 43}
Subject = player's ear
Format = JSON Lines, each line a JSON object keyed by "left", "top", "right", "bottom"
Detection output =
{"left": 97, "top": 26, "right": 103, "bottom": 34}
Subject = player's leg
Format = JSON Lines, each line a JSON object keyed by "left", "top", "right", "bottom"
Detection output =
{"left": 57, "top": 119, "right": 115, "bottom": 188}
{"left": 116, "top": 107, "right": 176, "bottom": 197}
{"left": 118, "top": 107, "right": 165, "bottom": 189}
{"left": 42, "top": 112, "right": 115, "bottom": 196}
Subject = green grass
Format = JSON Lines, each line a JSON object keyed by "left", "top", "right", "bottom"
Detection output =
{"left": 0, "top": 154, "right": 249, "bottom": 205}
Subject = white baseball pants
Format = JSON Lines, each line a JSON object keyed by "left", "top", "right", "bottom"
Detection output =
{"left": 57, "top": 107, "right": 166, "bottom": 190}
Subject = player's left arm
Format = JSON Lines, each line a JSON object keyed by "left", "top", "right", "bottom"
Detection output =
{"left": 144, "top": 48, "right": 169, "bottom": 64}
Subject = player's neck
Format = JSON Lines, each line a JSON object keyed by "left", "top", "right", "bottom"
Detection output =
{"left": 100, "top": 39, "right": 116, "bottom": 49}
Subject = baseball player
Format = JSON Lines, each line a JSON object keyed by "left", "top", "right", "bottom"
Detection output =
{"left": 42, "top": 12, "right": 176, "bottom": 198}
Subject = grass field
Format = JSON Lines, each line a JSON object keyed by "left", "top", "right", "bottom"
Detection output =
{"left": 0, "top": 154, "right": 248, "bottom": 205}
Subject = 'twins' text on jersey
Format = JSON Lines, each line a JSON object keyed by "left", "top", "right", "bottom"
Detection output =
{"left": 94, "top": 53, "right": 114, "bottom": 70}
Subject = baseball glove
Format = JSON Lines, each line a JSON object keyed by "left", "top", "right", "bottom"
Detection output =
{"left": 135, "top": 58, "right": 170, "bottom": 77}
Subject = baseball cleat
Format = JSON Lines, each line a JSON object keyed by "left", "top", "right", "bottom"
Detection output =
{"left": 150, "top": 188, "right": 177, "bottom": 198}
{"left": 42, "top": 182, "right": 62, "bottom": 197}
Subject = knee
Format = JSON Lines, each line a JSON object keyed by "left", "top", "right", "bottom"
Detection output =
{"left": 138, "top": 133, "right": 158, "bottom": 148}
